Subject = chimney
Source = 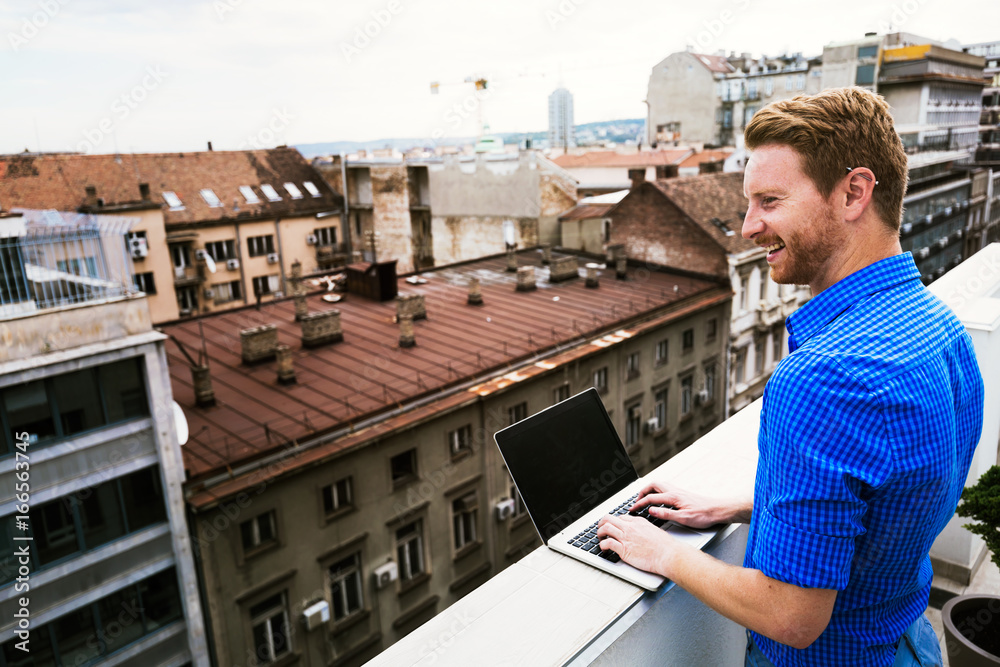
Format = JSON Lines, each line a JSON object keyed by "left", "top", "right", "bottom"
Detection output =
{"left": 139, "top": 183, "right": 150, "bottom": 201}
{"left": 399, "top": 312, "right": 416, "bottom": 348}
{"left": 275, "top": 344, "right": 296, "bottom": 385}
{"left": 655, "top": 164, "right": 679, "bottom": 179}
{"left": 606, "top": 243, "right": 625, "bottom": 265}
{"left": 396, "top": 293, "right": 426, "bottom": 322}
{"left": 540, "top": 243, "right": 552, "bottom": 265}
{"left": 300, "top": 310, "right": 344, "bottom": 348}
{"left": 628, "top": 168, "right": 646, "bottom": 189}
{"left": 585, "top": 263, "right": 600, "bottom": 288}
{"left": 606, "top": 244, "right": 628, "bottom": 279}
{"left": 240, "top": 324, "right": 279, "bottom": 364}
{"left": 516, "top": 266, "right": 536, "bottom": 292}
{"left": 207, "top": 141, "right": 213, "bottom": 151}
{"left": 192, "top": 365, "right": 216, "bottom": 407}
{"left": 294, "top": 292, "right": 308, "bottom": 321}
{"left": 506, "top": 247, "right": 518, "bottom": 272}
{"left": 467, "top": 276, "right": 483, "bottom": 305}
{"left": 85, "top": 186, "right": 98, "bottom": 208}
{"left": 548, "top": 255, "right": 578, "bottom": 283}
{"left": 290, "top": 259, "right": 302, "bottom": 282}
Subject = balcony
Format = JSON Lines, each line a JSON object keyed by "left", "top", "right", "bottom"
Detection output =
{"left": 365, "top": 244, "right": 1000, "bottom": 666}
{"left": 172, "top": 264, "right": 205, "bottom": 287}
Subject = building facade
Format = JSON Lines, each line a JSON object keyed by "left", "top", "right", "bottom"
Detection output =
{"left": 167, "top": 249, "right": 731, "bottom": 666}
{"left": 547, "top": 87, "right": 576, "bottom": 150}
{"left": 0, "top": 211, "right": 207, "bottom": 666}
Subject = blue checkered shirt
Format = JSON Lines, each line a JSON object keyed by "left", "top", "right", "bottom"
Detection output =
{"left": 744, "top": 253, "right": 984, "bottom": 666}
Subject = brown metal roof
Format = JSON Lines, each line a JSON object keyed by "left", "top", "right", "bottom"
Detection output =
{"left": 552, "top": 150, "right": 691, "bottom": 169}
{"left": 165, "top": 250, "right": 726, "bottom": 489}
{"left": 558, "top": 203, "right": 616, "bottom": 221}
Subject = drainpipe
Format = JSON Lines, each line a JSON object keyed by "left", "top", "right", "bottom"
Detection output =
{"left": 235, "top": 223, "right": 247, "bottom": 305}
{"left": 340, "top": 152, "right": 352, "bottom": 258}
{"left": 274, "top": 217, "right": 286, "bottom": 296}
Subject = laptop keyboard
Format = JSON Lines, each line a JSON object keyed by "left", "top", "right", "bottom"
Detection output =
{"left": 569, "top": 493, "right": 674, "bottom": 563}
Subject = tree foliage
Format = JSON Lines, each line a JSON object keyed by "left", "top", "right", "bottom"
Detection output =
{"left": 958, "top": 465, "right": 1000, "bottom": 570}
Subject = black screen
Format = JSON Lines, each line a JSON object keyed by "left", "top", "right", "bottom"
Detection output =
{"left": 496, "top": 389, "right": 637, "bottom": 543}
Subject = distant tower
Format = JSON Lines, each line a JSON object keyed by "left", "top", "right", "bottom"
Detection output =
{"left": 548, "top": 88, "right": 575, "bottom": 150}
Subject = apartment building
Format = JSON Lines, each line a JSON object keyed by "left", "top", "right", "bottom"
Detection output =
{"left": 166, "top": 249, "right": 731, "bottom": 666}
{"left": 0, "top": 147, "right": 344, "bottom": 324}
{"left": 312, "top": 150, "right": 577, "bottom": 272}
{"left": 608, "top": 170, "right": 807, "bottom": 416}
{"left": 550, "top": 149, "right": 691, "bottom": 196}
{"left": 0, "top": 210, "right": 206, "bottom": 666}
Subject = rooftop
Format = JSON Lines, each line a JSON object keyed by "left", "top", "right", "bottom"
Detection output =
{"left": 166, "top": 249, "right": 729, "bottom": 499}
{"left": 552, "top": 150, "right": 692, "bottom": 169}
{"left": 648, "top": 172, "right": 756, "bottom": 255}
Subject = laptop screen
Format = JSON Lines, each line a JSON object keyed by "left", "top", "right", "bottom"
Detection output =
{"left": 495, "top": 388, "right": 638, "bottom": 543}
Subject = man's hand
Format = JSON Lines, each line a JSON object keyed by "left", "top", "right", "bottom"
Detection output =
{"left": 629, "top": 481, "right": 753, "bottom": 528}
{"left": 596, "top": 514, "right": 683, "bottom": 577}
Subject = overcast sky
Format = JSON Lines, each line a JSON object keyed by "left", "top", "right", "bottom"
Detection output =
{"left": 1, "top": 0, "right": 995, "bottom": 155}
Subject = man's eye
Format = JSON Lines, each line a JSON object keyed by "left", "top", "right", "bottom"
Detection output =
{"left": 761, "top": 197, "right": 777, "bottom": 206}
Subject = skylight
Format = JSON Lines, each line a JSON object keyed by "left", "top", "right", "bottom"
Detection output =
{"left": 200, "top": 188, "right": 222, "bottom": 207}
{"left": 710, "top": 217, "right": 736, "bottom": 236}
{"left": 302, "top": 181, "right": 321, "bottom": 197}
{"left": 239, "top": 186, "right": 260, "bottom": 204}
{"left": 283, "top": 182, "right": 303, "bottom": 199}
{"left": 260, "top": 184, "right": 281, "bottom": 202}
{"left": 163, "top": 191, "right": 184, "bottom": 209}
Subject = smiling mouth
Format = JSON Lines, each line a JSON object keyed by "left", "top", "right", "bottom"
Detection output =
{"left": 763, "top": 241, "right": 785, "bottom": 255}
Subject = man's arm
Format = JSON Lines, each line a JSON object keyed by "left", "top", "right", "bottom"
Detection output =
{"left": 596, "top": 515, "right": 836, "bottom": 649}
{"left": 629, "top": 480, "right": 753, "bottom": 527}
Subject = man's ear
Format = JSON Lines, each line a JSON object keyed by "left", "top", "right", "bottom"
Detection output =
{"left": 843, "top": 169, "right": 876, "bottom": 223}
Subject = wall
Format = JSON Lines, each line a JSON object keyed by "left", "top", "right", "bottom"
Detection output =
{"left": 428, "top": 155, "right": 542, "bottom": 218}
{"left": 432, "top": 216, "right": 538, "bottom": 267}
{"left": 371, "top": 166, "right": 415, "bottom": 273}
{"left": 560, "top": 218, "right": 606, "bottom": 255}
{"left": 646, "top": 53, "right": 718, "bottom": 146}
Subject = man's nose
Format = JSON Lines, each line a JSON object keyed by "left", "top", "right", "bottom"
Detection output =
{"left": 742, "top": 205, "right": 763, "bottom": 240}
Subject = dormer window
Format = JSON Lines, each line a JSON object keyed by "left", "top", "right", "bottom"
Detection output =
{"left": 200, "top": 188, "right": 222, "bottom": 207}
{"left": 283, "top": 183, "right": 303, "bottom": 199}
{"left": 302, "top": 181, "right": 321, "bottom": 197}
{"left": 260, "top": 184, "right": 281, "bottom": 202}
{"left": 239, "top": 186, "right": 261, "bottom": 204}
{"left": 163, "top": 191, "right": 184, "bottom": 210}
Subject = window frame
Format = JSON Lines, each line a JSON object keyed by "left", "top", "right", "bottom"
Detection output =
{"left": 248, "top": 591, "right": 292, "bottom": 663}
{"left": 507, "top": 402, "right": 528, "bottom": 425}
{"left": 451, "top": 491, "right": 480, "bottom": 555}
{"left": 625, "top": 402, "right": 642, "bottom": 449}
{"left": 654, "top": 339, "right": 668, "bottom": 366}
{"left": 239, "top": 510, "right": 279, "bottom": 557}
{"left": 329, "top": 552, "right": 364, "bottom": 623}
{"left": 390, "top": 449, "right": 418, "bottom": 488}
{"left": 593, "top": 367, "right": 608, "bottom": 393}
{"left": 682, "top": 328, "right": 694, "bottom": 354}
{"left": 395, "top": 520, "right": 427, "bottom": 584}
{"left": 322, "top": 476, "right": 354, "bottom": 519}
{"left": 133, "top": 271, "right": 156, "bottom": 295}
{"left": 247, "top": 235, "right": 275, "bottom": 258}
{"left": 680, "top": 375, "right": 694, "bottom": 417}
{"left": 626, "top": 351, "right": 641, "bottom": 380}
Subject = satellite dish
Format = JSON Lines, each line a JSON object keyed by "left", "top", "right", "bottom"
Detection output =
{"left": 172, "top": 400, "right": 189, "bottom": 445}
{"left": 203, "top": 254, "right": 217, "bottom": 273}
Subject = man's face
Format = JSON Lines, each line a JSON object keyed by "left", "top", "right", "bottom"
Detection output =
{"left": 742, "top": 144, "right": 847, "bottom": 288}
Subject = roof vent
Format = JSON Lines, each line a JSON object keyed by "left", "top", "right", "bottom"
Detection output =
{"left": 396, "top": 293, "right": 426, "bottom": 321}
{"left": 399, "top": 312, "right": 416, "bottom": 348}
{"left": 467, "top": 276, "right": 483, "bottom": 305}
{"left": 300, "top": 310, "right": 344, "bottom": 348}
{"left": 585, "top": 263, "right": 600, "bottom": 288}
{"left": 240, "top": 325, "right": 279, "bottom": 364}
{"left": 192, "top": 365, "right": 216, "bottom": 407}
{"left": 548, "top": 255, "right": 579, "bottom": 283}
{"left": 275, "top": 344, "right": 296, "bottom": 385}
{"left": 516, "top": 266, "right": 537, "bottom": 292}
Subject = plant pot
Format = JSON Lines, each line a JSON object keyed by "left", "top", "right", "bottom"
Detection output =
{"left": 942, "top": 594, "right": 1000, "bottom": 666}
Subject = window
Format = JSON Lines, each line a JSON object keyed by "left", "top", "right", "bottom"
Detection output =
{"left": 654, "top": 388, "right": 668, "bottom": 431}
{"left": 735, "top": 347, "right": 747, "bottom": 385}
{"left": 239, "top": 185, "right": 261, "bottom": 204}
{"left": 252, "top": 275, "right": 280, "bottom": 296}
{"left": 449, "top": 425, "right": 473, "bottom": 458}
{"left": 507, "top": 402, "right": 528, "bottom": 425}
{"left": 56, "top": 256, "right": 97, "bottom": 278}
{"left": 773, "top": 329, "right": 783, "bottom": 364}
{"left": 755, "top": 338, "right": 765, "bottom": 377}
{"left": 133, "top": 271, "right": 156, "bottom": 295}
{"left": 593, "top": 367, "right": 608, "bottom": 393}
{"left": 858, "top": 44, "right": 878, "bottom": 59}
{"left": 705, "top": 364, "right": 716, "bottom": 403}
{"left": 452, "top": 492, "right": 478, "bottom": 551}
{"left": 283, "top": 182, "right": 303, "bottom": 199}
{"left": 855, "top": 64, "right": 876, "bottom": 86}
{"left": 625, "top": 403, "right": 642, "bottom": 448}
{"left": 508, "top": 477, "right": 526, "bottom": 519}
{"left": 681, "top": 376, "right": 693, "bottom": 416}
{"left": 765, "top": 78, "right": 773, "bottom": 96}
{"left": 329, "top": 554, "right": 364, "bottom": 622}
{"left": 162, "top": 191, "right": 184, "bottom": 210}
{"left": 303, "top": 181, "right": 322, "bottom": 197}
{"left": 706, "top": 318, "right": 717, "bottom": 341}
{"left": 176, "top": 286, "right": 197, "bottom": 312}
{"left": 249, "top": 592, "right": 291, "bottom": 663}
{"left": 796, "top": 74, "right": 805, "bottom": 90}
{"left": 260, "top": 184, "right": 282, "bottom": 202}
{"left": 655, "top": 339, "right": 668, "bottom": 365}
{"left": 169, "top": 243, "right": 190, "bottom": 270}
{"left": 626, "top": 351, "right": 641, "bottom": 380}
{"left": 682, "top": 329, "right": 694, "bottom": 353}
{"left": 247, "top": 235, "right": 275, "bottom": 257}
{"left": 240, "top": 511, "right": 277, "bottom": 553}
{"left": 200, "top": 188, "right": 222, "bottom": 207}
{"left": 553, "top": 383, "right": 570, "bottom": 404}
{"left": 391, "top": 449, "right": 417, "bottom": 485}
{"left": 205, "top": 239, "right": 237, "bottom": 261}
{"left": 739, "top": 274, "right": 750, "bottom": 311}
{"left": 784, "top": 75, "right": 792, "bottom": 91}
{"left": 314, "top": 226, "right": 338, "bottom": 247}
{"left": 396, "top": 521, "right": 425, "bottom": 581}
{"left": 214, "top": 280, "right": 242, "bottom": 303}
{"left": 322, "top": 477, "right": 353, "bottom": 516}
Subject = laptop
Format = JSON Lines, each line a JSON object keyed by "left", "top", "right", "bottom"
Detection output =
{"left": 494, "top": 387, "right": 719, "bottom": 590}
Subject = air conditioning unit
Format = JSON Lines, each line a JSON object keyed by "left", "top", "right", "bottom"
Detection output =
{"left": 923, "top": 214, "right": 933, "bottom": 225}
{"left": 644, "top": 417, "right": 660, "bottom": 434}
{"left": 203, "top": 288, "right": 215, "bottom": 299}
{"left": 916, "top": 247, "right": 930, "bottom": 259}
{"left": 305, "top": 234, "right": 318, "bottom": 245}
{"left": 195, "top": 249, "right": 208, "bottom": 260}
{"left": 695, "top": 389, "right": 710, "bottom": 405}
{"left": 900, "top": 223, "right": 912, "bottom": 235}
{"left": 226, "top": 258, "right": 240, "bottom": 270}
{"left": 266, "top": 252, "right": 280, "bottom": 264}
{"left": 936, "top": 237, "right": 949, "bottom": 250}
{"left": 302, "top": 600, "right": 329, "bottom": 631}
{"left": 944, "top": 206, "right": 953, "bottom": 216}
{"left": 174, "top": 266, "right": 186, "bottom": 279}
{"left": 374, "top": 562, "right": 398, "bottom": 589}
{"left": 129, "top": 237, "right": 148, "bottom": 259}
{"left": 494, "top": 498, "right": 516, "bottom": 522}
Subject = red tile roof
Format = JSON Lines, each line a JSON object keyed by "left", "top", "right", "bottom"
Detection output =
{"left": 164, "top": 250, "right": 727, "bottom": 489}
{"left": 678, "top": 150, "right": 734, "bottom": 168}
{"left": 0, "top": 148, "right": 342, "bottom": 226}
{"left": 690, "top": 53, "right": 736, "bottom": 74}
{"left": 648, "top": 172, "right": 757, "bottom": 255}
{"left": 552, "top": 150, "right": 691, "bottom": 169}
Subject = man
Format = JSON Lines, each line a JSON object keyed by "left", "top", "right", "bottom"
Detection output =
{"left": 597, "top": 87, "right": 984, "bottom": 666}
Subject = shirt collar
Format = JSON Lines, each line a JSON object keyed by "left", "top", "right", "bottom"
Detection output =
{"left": 785, "top": 252, "right": 921, "bottom": 352}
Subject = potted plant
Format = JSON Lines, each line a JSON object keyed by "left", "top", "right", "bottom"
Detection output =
{"left": 943, "top": 465, "right": 1000, "bottom": 666}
